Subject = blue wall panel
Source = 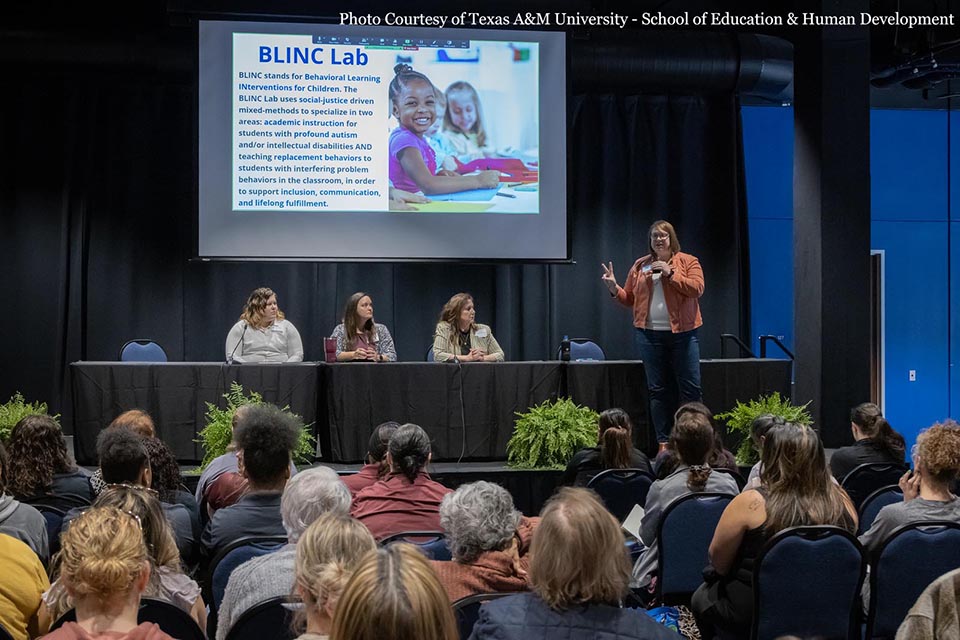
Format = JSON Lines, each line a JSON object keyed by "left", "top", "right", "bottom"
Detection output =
{"left": 871, "top": 110, "right": 948, "bottom": 221}
{"left": 871, "top": 221, "right": 951, "bottom": 448}
{"left": 952, "top": 113, "right": 960, "bottom": 222}
{"left": 951, "top": 222, "right": 959, "bottom": 424}
{"left": 748, "top": 218, "right": 793, "bottom": 356}
{"left": 742, "top": 106, "right": 793, "bottom": 219}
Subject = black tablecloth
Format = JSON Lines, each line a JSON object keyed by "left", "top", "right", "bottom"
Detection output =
{"left": 70, "top": 359, "right": 790, "bottom": 465}
{"left": 70, "top": 362, "right": 319, "bottom": 464}
{"left": 325, "top": 362, "right": 563, "bottom": 462}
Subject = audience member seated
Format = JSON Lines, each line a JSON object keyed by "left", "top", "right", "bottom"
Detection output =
{"left": 7, "top": 415, "right": 93, "bottom": 509}
{"left": 830, "top": 402, "right": 907, "bottom": 481}
{"left": 654, "top": 402, "right": 738, "bottom": 479}
{"left": 430, "top": 481, "right": 539, "bottom": 602}
{"left": 350, "top": 423, "right": 452, "bottom": 541}
{"left": 330, "top": 543, "right": 458, "bottom": 640}
{"left": 64, "top": 429, "right": 196, "bottom": 564}
{"left": 342, "top": 422, "right": 400, "bottom": 498}
{"left": 291, "top": 513, "right": 377, "bottom": 640}
{"left": 896, "top": 566, "right": 960, "bottom": 639}
{"left": 0, "top": 532, "right": 49, "bottom": 640}
{"left": 859, "top": 420, "right": 960, "bottom": 556}
{"left": 217, "top": 467, "right": 351, "bottom": 640}
{"left": 0, "top": 440, "right": 49, "bottom": 563}
{"left": 89, "top": 409, "right": 157, "bottom": 496}
{"left": 41, "top": 486, "right": 206, "bottom": 631}
{"left": 691, "top": 422, "right": 857, "bottom": 637}
{"left": 38, "top": 506, "right": 175, "bottom": 640}
{"left": 744, "top": 414, "right": 785, "bottom": 488}
{"left": 632, "top": 411, "right": 741, "bottom": 592}
{"left": 201, "top": 404, "right": 299, "bottom": 557}
{"left": 562, "top": 409, "right": 653, "bottom": 486}
{"left": 142, "top": 437, "right": 200, "bottom": 537}
{"left": 195, "top": 405, "right": 297, "bottom": 518}
{"left": 470, "top": 488, "right": 680, "bottom": 640}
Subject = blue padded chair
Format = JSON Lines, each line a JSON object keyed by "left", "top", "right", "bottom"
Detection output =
{"left": 32, "top": 505, "right": 65, "bottom": 560}
{"left": 840, "top": 462, "right": 908, "bottom": 510}
{"left": 224, "top": 596, "right": 299, "bottom": 640}
{"left": 426, "top": 345, "right": 435, "bottom": 361}
{"left": 119, "top": 339, "right": 168, "bottom": 362}
{"left": 656, "top": 492, "right": 734, "bottom": 604}
{"left": 380, "top": 531, "right": 452, "bottom": 561}
{"left": 51, "top": 598, "right": 205, "bottom": 640}
{"left": 752, "top": 526, "right": 866, "bottom": 640}
{"left": 857, "top": 485, "right": 903, "bottom": 536}
{"left": 586, "top": 468, "right": 655, "bottom": 522}
{"left": 557, "top": 338, "right": 606, "bottom": 361}
{"left": 452, "top": 593, "right": 512, "bottom": 640}
{"left": 865, "top": 521, "right": 960, "bottom": 639}
{"left": 210, "top": 536, "right": 287, "bottom": 611}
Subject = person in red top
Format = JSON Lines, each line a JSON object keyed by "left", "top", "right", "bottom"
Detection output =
{"left": 342, "top": 421, "right": 400, "bottom": 498}
{"left": 350, "top": 423, "right": 452, "bottom": 541}
{"left": 602, "top": 219, "right": 705, "bottom": 450}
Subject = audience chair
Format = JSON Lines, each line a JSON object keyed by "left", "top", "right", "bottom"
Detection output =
{"left": 840, "top": 462, "right": 908, "bottom": 510}
{"left": 713, "top": 467, "right": 747, "bottom": 491}
{"left": 557, "top": 338, "right": 605, "bottom": 361}
{"left": 865, "top": 521, "right": 960, "bottom": 639}
{"left": 21, "top": 492, "right": 91, "bottom": 511}
{"left": 380, "top": 531, "right": 452, "bottom": 561}
{"left": 656, "top": 492, "right": 734, "bottom": 604}
{"left": 751, "top": 526, "right": 866, "bottom": 640}
{"left": 586, "top": 468, "right": 655, "bottom": 522}
{"left": 452, "top": 593, "right": 512, "bottom": 640}
{"left": 0, "top": 622, "right": 13, "bottom": 640}
{"left": 426, "top": 345, "right": 435, "bottom": 361}
{"left": 857, "top": 485, "right": 903, "bottom": 536}
{"left": 51, "top": 598, "right": 205, "bottom": 640}
{"left": 223, "top": 596, "right": 298, "bottom": 640}
{"left": 119, "top": 339, "right": 168, "bottom": 362}
{"left": 31, "top": 504, "right": 65, "bottom": 558}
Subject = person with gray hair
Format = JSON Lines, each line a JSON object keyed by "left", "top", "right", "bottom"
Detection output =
{"left": 430, "top": 481, "right": 540, "bottom": 602}
{"left": 351, "top": 423, "right": 452, "bottom": 540}
{"left": 215, "top": 467, "right": 351, "bottom": 640}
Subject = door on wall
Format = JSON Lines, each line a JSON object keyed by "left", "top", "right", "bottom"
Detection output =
{"left": 870, "top": 251, "right": 884, "bottom": 410}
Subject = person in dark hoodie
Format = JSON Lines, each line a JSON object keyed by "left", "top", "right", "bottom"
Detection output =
{"left": 0, "top": 439, "right": 49, "bottom": 563}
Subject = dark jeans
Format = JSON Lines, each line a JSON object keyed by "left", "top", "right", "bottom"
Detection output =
{"left": 634, "top": 327, "right": 703, "bottom": 442}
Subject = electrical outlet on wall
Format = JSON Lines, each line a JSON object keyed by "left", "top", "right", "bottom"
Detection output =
{"left": 909, "top": 370, "right": 917, "bottom": 382}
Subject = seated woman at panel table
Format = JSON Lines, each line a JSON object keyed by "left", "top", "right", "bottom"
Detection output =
{"left": 432, "top": 292, "right": 504, "bottom": 362}
{"left": 224, "top": 287, "right": 304, "bottom": 363}
{"left": 330, "top": 292, "right": 397, "bottom": 362}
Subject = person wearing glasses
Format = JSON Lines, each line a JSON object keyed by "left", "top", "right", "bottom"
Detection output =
{"left": 601, "top": 220, "right": 705, "bottom": 451}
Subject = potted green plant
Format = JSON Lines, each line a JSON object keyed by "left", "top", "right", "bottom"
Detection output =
{"left": 0, "top": 392, "right": 57, "bottom": 441}
{"left": 714, "top": 392, "right": 813, "bottom": 466}
{"left": 507, "top": 397, "right": 599, "bottom": 469}
{"left": 196, "top": 381, "right": 315, "bottom": 470}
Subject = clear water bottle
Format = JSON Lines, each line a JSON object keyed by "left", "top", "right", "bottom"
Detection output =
{"left": 560, "top": 335, "right": 571, "bottom": 361}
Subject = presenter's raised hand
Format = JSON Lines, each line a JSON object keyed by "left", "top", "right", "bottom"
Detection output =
{"left": 601, "top": 262, "right": 618, "bottom": 293}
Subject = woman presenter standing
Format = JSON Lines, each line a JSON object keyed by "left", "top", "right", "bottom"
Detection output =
{"left": 602, "top": 220, "right": 704, "bottom": 451}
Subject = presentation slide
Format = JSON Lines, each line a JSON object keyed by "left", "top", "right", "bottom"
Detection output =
{"left": 199, "top": 21, "right": 567, "bottom": 260}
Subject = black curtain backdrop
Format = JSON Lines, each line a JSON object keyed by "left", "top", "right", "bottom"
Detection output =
{"left": 1, "top": 64, "right": 748, "bottom": 433}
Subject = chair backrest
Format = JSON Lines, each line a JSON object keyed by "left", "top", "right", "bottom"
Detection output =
{"left": 426, "top": 345, "right": 435, "bottom": 361}
{"left": 557, "top": 338, "right": 606, "bottom": 361}
{"left": 657, "top": 492, "right": 734, "bottom": 603}
{"left": 380, "top": 531, "right": 452, "bottom": 561}
{"left": 21, "top": 492, "right": 92, "bottom": 511}
{"left": 209, "top": 536, "right": 288, "bottom": 611}
{"left": 585, "top": 468, "right": 655, "bottom": 522}
{"left": 857, "top": 485, "right": 903, "bottom": 536}
{"left": 840, "top": 462, "right": 907, "bottom": 509}
{"left": 33, "top": 506, "right": 66, "bottom": 558}
{"left": 119, "top": 339, "right": 168, "bottom": 362}
{"left": 866, "top": 521, "right": 960, "bottom": 638}
{"left": 452, "top": 593, "right": 513, "bottom": 640}
{"left": 224, "top": 596, "right": 298, "bottom": 640}
{"left": 753, "top": 526, "right": 866, "bottom": 640}
{"left": 51, "top": 598, "right": 205, "bottom": 640}
{"left": 712, "top": 467, "right": 747, "bottom": 491}
{"left": 0, "top": 623, "right": 12, "bottom": 640}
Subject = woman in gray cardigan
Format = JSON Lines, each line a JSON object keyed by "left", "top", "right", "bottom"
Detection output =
{"left": 432, "top": 292, "right": 504, "bottom": 362}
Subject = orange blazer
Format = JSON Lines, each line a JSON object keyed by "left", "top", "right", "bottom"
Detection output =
{"left": 614, "top": 251, "right": 704, "bottom": 333}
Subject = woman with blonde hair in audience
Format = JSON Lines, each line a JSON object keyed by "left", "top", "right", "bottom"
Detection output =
{"left": 470, "top": 488, "right": 680, "bottom": 639}
{"left": 691, "top": 422, "right": 857, "bottom": 637}
{"left": 40, "top": 485, "right": 205, "bottom": 631}
{"left": 39, "top": 506, "right": 175, "bottom": 640}
{"left": 330, "top": 543, "right": 457, "bottom": 640}
{"left": 292, "top": 513, "right": 377, "bottom": 640}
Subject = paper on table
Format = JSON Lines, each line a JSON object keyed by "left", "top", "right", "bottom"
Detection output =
{"left": 621, "top": 504, "right": 646, "bottom": 540}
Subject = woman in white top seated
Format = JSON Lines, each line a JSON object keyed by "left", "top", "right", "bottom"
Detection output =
{"left": 225, "top": 287, "right": 304, "bottom": 363}
{"left": 330, "top": 292, "right": 397, "bottom": 362}
{"left": 433, "top": 293, "right": 504, "bottom": 362}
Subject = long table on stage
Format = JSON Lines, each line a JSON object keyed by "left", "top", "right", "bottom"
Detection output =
{"left": 70, "top": 359, "right": 791, "bottom": 465}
